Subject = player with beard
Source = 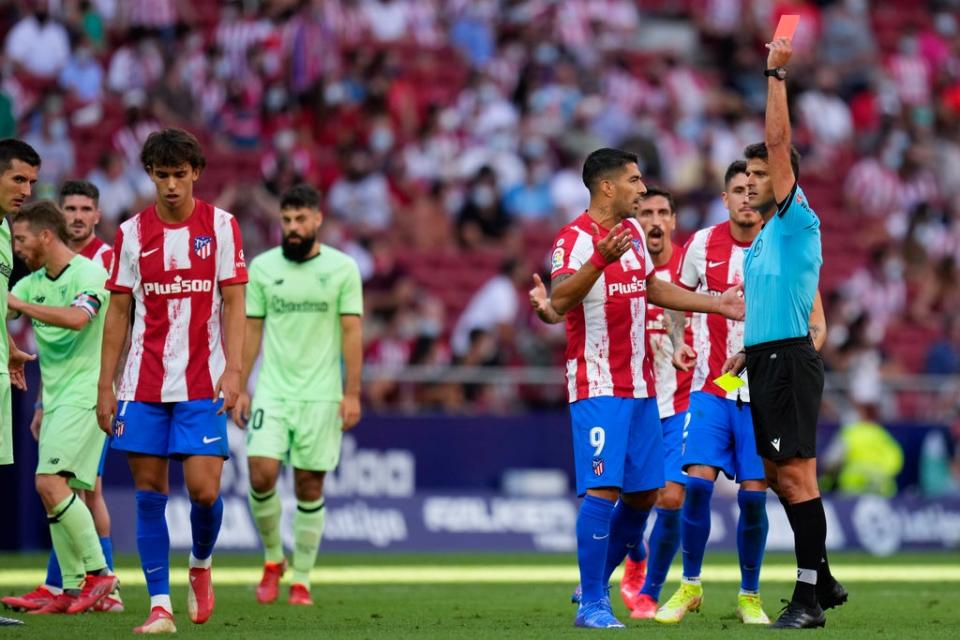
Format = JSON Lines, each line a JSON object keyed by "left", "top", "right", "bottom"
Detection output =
{"left": 233, "top": 184, "right": 363, "bottom": 606}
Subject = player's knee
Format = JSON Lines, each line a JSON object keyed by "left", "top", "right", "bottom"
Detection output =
{"left": 657, "top": 485, "right": 685, "bottom": 510}
{"left": 249, "top": 472, "right": 277, "bottom": 495}
{"left": 34, "top": 475, "right": 63, "bottom": 505}
{"left": 188, "top": 487, "right": 220, "bottom": 507}
{"left": 294, "top": 473, "right": 325, "bottom": 502}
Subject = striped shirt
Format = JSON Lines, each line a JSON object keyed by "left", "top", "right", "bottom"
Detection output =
{"left": 551, "top": 212, "right": 656, "bottom": 403}
{"left": 107, "top": 200, "right": 247, "bottom": 402}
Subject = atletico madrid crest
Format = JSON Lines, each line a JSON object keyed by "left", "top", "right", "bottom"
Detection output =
{"left": 592, "top": 458, "right": 604, "bottom": 477}
{"left": 114, "top": 420, "right": 125, "bottom": 438}
{"left": 194, "top": 236, "right": 213, "bottom": 259}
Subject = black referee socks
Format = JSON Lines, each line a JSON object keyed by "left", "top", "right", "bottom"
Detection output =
{"left": 787, "top": 497, "right": 828, "bottom": 607}
{"left": 779, "top": 496, "right": 835, "bottom": 591}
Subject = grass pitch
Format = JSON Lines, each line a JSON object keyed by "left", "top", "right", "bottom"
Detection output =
{"left": 1, "top": 552, "right": 958, "bottom": 638}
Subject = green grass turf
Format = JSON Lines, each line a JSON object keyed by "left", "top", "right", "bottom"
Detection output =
{"left": 1, "top": 552, "right": 959, "bottom": 638}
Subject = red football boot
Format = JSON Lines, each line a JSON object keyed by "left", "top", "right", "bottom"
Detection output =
{"left": 133, "top": 606, "right": 176, "bottom": 634}
{"left": 256, "top": 560, "right": 287, "bottom": 604}
{"left": 620, "top": 556, "right": 648, "bottom": 610}
{"left": 187, "top": 567, "right": 214, "bottom": 623}
{"left": 288, "top": 584, "right": 313, "bottom": 606}
{"left": 67, "top": 574, "right": 118, "bottom": 614}
{"left": 28, "top": 592, "right": 76, "bottom": 615}
{"left": 1, "top": 585, "right": 57, "bottom": 611}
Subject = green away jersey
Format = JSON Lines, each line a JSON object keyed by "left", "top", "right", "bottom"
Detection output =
{"left": 247, "top": 245, "right": 363, "bottom": 402}
{"left": 11, "top": 255, "right": 109, "bottom": 410}
{"left": 0, "top": 218, "right": 12, "bottom": 376}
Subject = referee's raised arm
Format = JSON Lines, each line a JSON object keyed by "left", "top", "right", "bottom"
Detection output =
{"left": 763, "top": 37, "right": 797, "bottom": 206}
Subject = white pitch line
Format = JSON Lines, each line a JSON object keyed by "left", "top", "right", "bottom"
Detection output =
{"left": 1, "top": 565, "right": 959, "bottom": 586}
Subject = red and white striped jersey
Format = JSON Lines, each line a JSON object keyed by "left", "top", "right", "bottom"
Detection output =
{"left": 551, "top": 212, "right": 655, "bottom": 403}
{"left": 680, "top": 223, "right": 750, "bottom": 402}
{"left": 107, "top": 200, "right": 248, "bottom": 403}
{"left": 646, "top": 243, "right": 694, "bottom": 418}
{"left": 78, "top": 236, "right": 113, "bottom": 273}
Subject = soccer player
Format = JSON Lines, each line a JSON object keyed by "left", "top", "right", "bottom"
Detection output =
{"left": 0, "top": 139, "right": 41, "bottom": 471}
{"left": 623, "top": 188, "right": 693, "bottom": 619}
{"left": 2, "top": 180, "right": 123, "bottom": 614}
{"left": 732, "top": 37, "right": 846, "bottom": 628}
{"left": 96, "top": 128, "right": 248, "bottom": 634}
{"left": 6, "top": 201, "right": 118, "bottom": 614}
{"left": 533, "top": 147, "right": 743, "bottom": 628}
{"left": 232, "top": 184, "right": 363, "bottom": 606}
{"left": 532, "top": 187, "right": 694, "bottom": 617}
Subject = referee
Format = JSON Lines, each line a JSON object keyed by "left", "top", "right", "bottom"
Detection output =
{"left": 738, "top": 37, "right": 848, "bottom": 629}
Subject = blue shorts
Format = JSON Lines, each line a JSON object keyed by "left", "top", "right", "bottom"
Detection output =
{"left": 97, "top": 437, "right": 110, "bottom": 477}
{"left": 662, "top": 412, "right": 688, "bottom": 486}
{"left": 569, "top": 397, "right": 663, "bottom": 497}
{"left": 111, "top": 399, "right": 229, "bottom": 459}
{"left": 681, "top": 392, "right": 764, "bottom": 482}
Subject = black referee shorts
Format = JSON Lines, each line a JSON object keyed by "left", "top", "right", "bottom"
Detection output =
{"left": 745, "top": 336, "right": 824, "bottom": 461}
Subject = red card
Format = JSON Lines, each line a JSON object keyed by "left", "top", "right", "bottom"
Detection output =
{"left": 773, "top": 14, "right": 800, "bottom": 41}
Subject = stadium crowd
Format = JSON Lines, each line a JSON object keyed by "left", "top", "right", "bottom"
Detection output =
{"left": 1, "top": 0, "right": 960, "bottom": 420}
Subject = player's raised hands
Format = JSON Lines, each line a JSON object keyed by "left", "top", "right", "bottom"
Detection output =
{"left": 215, "top": 368, "right": 241, "bottom": 416}
{"left": 672, "top": 344, "right": 697, "bottom": 372}
{"left": 716, "top": 282, "right": 745, "bottom": 321}
{"left": 766, "top": 37, "right": 793, "bottom": 69}
{"left": 231, "top": 391, "right": 252, "bottom": 428}
{"left": 96, "top": 384, "right": 116, "bottom": 435}
{"left": 341, "top": 393, "right": 361, "bottom": 431}
{"left": 590, "top": 222, "right": 632, "bottom": 267}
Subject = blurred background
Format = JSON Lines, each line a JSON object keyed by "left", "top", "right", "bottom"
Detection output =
{"left": 0, "top": 0, "right": 959, "bottom": 557}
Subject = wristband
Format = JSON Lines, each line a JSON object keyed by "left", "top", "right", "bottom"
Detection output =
{"left": 589, "top": 251, "right": 610, "bottom": 271}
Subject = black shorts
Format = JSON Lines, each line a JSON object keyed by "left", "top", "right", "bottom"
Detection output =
{"left": 745, "top": 336, "right": 824, "bottom": 461}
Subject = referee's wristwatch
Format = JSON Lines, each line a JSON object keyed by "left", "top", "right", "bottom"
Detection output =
{"left": 765, "top": 66, "right": 787, "bottom": 81}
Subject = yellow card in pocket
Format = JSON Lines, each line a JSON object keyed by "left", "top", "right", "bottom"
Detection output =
{"left": 713, "top": 372, "right": 745, "bottom": 393}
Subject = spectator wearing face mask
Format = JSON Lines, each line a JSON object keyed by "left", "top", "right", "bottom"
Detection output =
{"left": 457, "top": 165, "right": 510, "bottom": 249}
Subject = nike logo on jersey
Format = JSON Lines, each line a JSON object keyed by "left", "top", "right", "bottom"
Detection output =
{"left": 592, "top": 534, "right": 609, "bottom": 540}
{"left": 708, "top": 260, "right": 727, "bottom": 268}
{"left": 146, "top": 566, "right": 163, "bottom": 574}
{"left": 141, "top": 248, "right": 160, "bottom": 258}
{"left": 202, "top": 436, "right": 222, "bottom": 444}
{"left": 771, "top": 438, "right": 781, "bottom": 452}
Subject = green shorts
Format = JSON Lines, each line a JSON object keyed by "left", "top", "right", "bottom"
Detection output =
{"left": 0, "top": 379, "right": 11, "bottom": 466}
{"left": 36, "top": 405, "right": 106, "bottom": 490}
{"left": 245, "top": 398, "right": 343, "bottom": 471}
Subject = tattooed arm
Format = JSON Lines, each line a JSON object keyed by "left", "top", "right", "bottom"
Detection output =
{"left": 809, "top": 289, "right": 826, "bottom": 351}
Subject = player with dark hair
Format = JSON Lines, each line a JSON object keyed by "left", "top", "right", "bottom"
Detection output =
{"left": 5, "top": 200, "right": 118, "bottom": 614}
{"left": 532, "top": 147, "right": 743, "bottom": 628}
{"left": 97, "top": 128, "right": 247, "bottom": 634}
{"left": 0, "top": 139, "right": 41, "bottom": 473}
{"left": 725, "top": 38, "right": 846, "bottom": 629}
{"left": 233, "top": 183, "right": 363, "bottom": 606}
{"left": 2, "top": 180, "right": 124, "bottom": 615}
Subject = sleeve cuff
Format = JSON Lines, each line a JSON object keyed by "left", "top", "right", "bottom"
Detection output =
{"left": 776, "top": 182, "right": 799, "bottom": 218}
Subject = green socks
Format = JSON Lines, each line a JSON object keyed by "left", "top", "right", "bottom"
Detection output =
{"left": 292, "top": 498, "right": 325, "bottom": 587}
{"left": 249, "top": 489, "right": 284, "bottom": 564}
{"left": 48, "top": 494, "right": 106, "bottom": 588}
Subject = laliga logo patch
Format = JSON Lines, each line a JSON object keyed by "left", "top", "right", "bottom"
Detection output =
{"left": 551, "top": 248, "right": 564, "bottom": 272}
{"left": 592, "top": 458, "right": 605, "bottom": 477}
